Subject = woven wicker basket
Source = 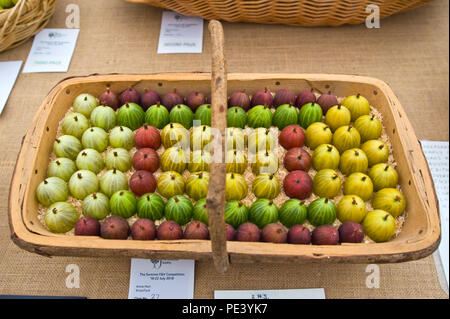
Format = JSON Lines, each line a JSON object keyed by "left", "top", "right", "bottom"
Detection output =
{"left": 0, "top": 0, "right": 56, "bottom": 53}
{"left": 126, "top": 0, "right": 434, "bottom": 26}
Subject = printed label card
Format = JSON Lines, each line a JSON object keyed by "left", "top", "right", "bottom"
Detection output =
{"left": 157, "top": 11, "right": 204, "bottom": 54}
{"left": 22, "top": 28, "right": 80, "bottom": 73}
{"left": 128, "top": 259, "right": 195, "bottom": 299}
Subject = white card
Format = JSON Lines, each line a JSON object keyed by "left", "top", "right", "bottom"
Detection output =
{"left": 0, "top": 61, "right": 23, "bottom": 115}
{"left": 128, "top": 259, "right": 195, "bottom": 299}
{"left": 214, "top": 288, "right": 326, "bottom": 299}
{"left": 157, "top": 11, "right": 204, "bottom": 54}
{"left": 22, "top": 28, "right": 80, "bottom": 73}
{"left": 421, "top": 140, "right": 449, "bottom": 289}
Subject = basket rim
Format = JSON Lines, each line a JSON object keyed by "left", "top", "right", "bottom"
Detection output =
{"left": 8, "top": 72, "right": 441, "bottom": 263}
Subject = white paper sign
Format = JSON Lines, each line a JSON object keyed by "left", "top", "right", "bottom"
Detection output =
{"left": 0, "top": 61, "right": 22, "bottom": 115}
{"left": 157, "top": 11, "right": 204, "bottom": 54}
{"left": 22, "top": 28, "right": 80, "bottom": 73}
{"left": 421, "top": 140, "right": 449, "bottom": 290}
{"left": 128, "top": 259, "right": 195, "bottom": 299}
{"left": 214, "top": 288, "right": 326, "bottom": 299}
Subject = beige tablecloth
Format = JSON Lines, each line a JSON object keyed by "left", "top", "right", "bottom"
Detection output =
{"left": 0, "top": 0, "right": 448, "bottom": 298}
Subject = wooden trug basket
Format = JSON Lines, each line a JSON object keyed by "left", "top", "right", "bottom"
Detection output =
{"left": 9, "top": 21, "right": 440, "bottom": 273}
{"left": 125, "top": 0, "right": 435, "bottom": 27}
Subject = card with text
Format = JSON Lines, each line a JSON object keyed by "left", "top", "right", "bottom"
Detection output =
{"left": 214, "top": 288, "right": 326, "bottom": 299}
{"left": 421, "top": 140, "right": 449, "bottom": 289}
{"left": 0, "top": 61, "right": 22, "bottom": 115}
{"left": 22, "top": 28, "right": 80, "bottom": 73}
{"left": 157, "top": 11, "right": 204, "bottom": 54}
{"left": 128, "top": 259, "right": 195, "bottom": 299}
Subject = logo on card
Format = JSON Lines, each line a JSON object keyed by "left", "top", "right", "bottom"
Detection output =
{"left": 151, "top": 260, "right": 162, "bottom": 269}
{"left": 48, "top": 31, "right": 65, "bottom": 39}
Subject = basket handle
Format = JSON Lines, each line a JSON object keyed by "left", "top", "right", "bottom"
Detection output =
{"left": 206, "top": 20, "right": 229, "bottom": 273}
